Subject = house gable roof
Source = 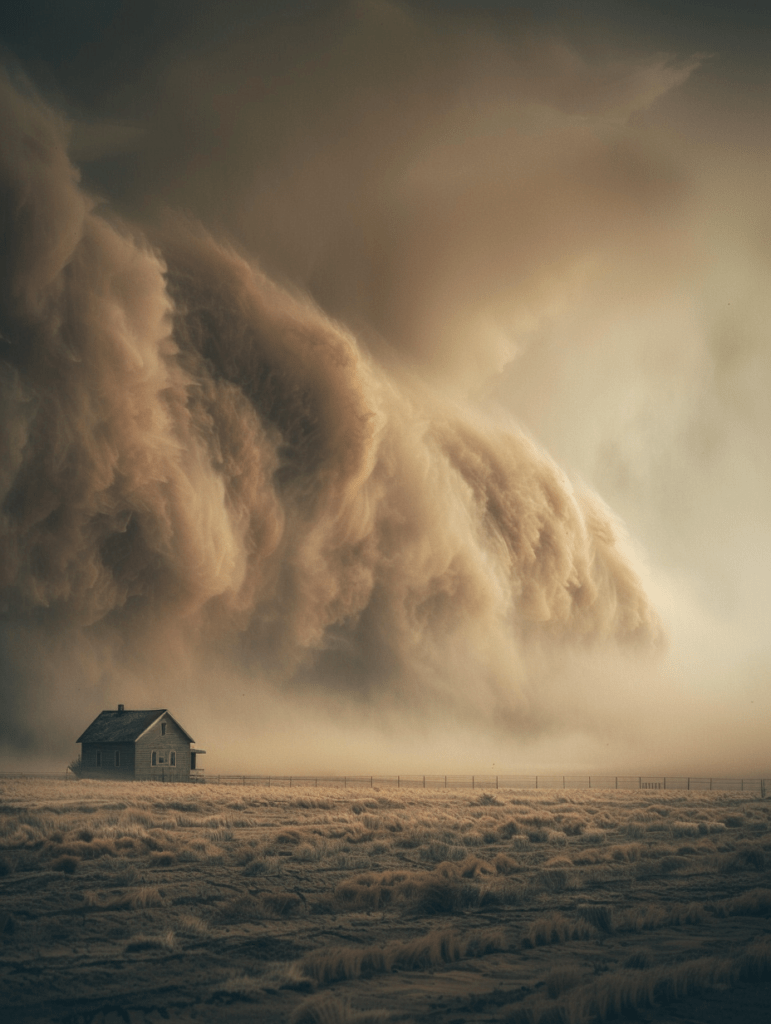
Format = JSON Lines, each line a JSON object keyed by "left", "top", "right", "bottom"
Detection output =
{"left": 76, "top": 710, "right": 194, "bottom": 744}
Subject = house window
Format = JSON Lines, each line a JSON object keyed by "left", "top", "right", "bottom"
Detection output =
{"left": 96, "top": 751, "right": 102, "bottom": 768}
{"left": 151, "top": 751, "right": 157, "bottom": 766}
{"left": 115, "top": 750, "right": 120, "bottom": 767}
{"left": 161, "top": 722, "right": 166, "bottom": 736}
{"left": 170, "top": 751, "right": 176, "bottom": 767}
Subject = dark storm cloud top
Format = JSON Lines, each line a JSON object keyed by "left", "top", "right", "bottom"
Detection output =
{"left": 14, "top": 0, "right": 698, "bottom": 388}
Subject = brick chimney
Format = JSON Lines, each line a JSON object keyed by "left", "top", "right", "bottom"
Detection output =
{"left": 118, "top": 704, "right": 124, "bottom": 713}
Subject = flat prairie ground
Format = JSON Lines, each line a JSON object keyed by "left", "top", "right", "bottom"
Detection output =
{"left": 1, "top": 780, "right": 771, "bottom": 1023}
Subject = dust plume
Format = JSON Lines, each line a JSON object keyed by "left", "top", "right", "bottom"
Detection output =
{"left": 1, "top": 1, "right": 769, "bottom": 775}
{"left": 0, "top": 51, "right": 660, "bottom": 760}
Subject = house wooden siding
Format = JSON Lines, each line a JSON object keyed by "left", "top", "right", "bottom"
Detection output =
{"left": 134, "top": 713, "right": 191, "bottom": 783}
{"left": 80, "top": 742, "right": 135, "bottom": 779}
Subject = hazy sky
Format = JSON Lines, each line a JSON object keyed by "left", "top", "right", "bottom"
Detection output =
{"left": 1, "top": 1, "right": 769, "bottom": 775}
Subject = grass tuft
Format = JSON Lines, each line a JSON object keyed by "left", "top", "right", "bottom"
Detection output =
{"left": 523, "top": 913, "right": 597, "bottom": 948}
{"left": 176, "top": 914, "right": 209, "bottom": 937}
{"left": 124, "top": 929, "right": 176, "bottom": 953}
{"left": 289, "top": 991, "right": 393, "bottom": 1024}
{"left": 577, "top": 903, "right": 614, "bottom": 934}
{"left": 545, "top": 965, "right": 583, "bottom": 998}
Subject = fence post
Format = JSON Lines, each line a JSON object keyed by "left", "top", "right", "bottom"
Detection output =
{"left": 535, "top": 776, "right": 538, "bottom": 789}
{"left": 345, "top": 777, "right": 347, "bottom": 788}
{"left": 687, "top": 778, "right": 690, "bottom": 790}
{"left": 639, "top": 777, "right": 641, "bottom": 789}
{"left": 472, "top": 776, "right": 475, "bottom": 789}
{"left": 423, "top": 776, "right": 425, "bottom": 788}
{"left": 289, "top": 777, "right": 292, "bottom": 788}
{"left": 445, "top": 776, "right": 447, "bottom": 788}
{"left": 589, "top": 777, "right": 591, "bottom": 789}
{"left": 615, "top": 777, "right": 618, "bottom": 789}
{"left": 397, "top": 776, "right": 400, "bottom": 789}
{"left": 496, "top": 775, "right": 499, "bottom": 789}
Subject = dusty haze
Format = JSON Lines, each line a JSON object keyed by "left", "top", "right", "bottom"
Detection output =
{"left": 0, "top": 1, "right": 769, "bottom": 776}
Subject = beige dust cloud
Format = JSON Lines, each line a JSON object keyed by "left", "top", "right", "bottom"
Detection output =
{"left": 1, "top": 2, "right": 769, "bottom": 775}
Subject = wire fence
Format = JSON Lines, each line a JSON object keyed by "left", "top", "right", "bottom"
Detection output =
{"left": 195, "top": 774, "right": 770, "bottom": 795}
{"left": 0, "top": 772, "right": 75, "bottom": 781}
{"left": 2, "top": 771, "right": 767, "bottom": 795}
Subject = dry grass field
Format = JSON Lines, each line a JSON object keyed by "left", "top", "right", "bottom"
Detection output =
{"left": 1, "top": 779, "right": 770, "bottom": 1023}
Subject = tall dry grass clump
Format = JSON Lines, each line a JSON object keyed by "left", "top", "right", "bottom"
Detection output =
{"left": 124, "top": 930, "right": 176, "bottom": 953}
{"left": 522, "top": 913, "right": 598, "bottom": 948}
{"left": 84, "top": 886, "right": 166, "bottom": 910}
{"left": 712, "top": 888, "right": 771, "bottom": 917}
{"left": 302, "top": 926, "right": 506, "bottom": 986}
{"left": 508, "top": 938, "right": 771, "bottom": 1024}
{"left": 545, "top": 965, "right": 583, "bottom": 998}
{"left": 614, "top": 901, "right": 706, "bottom": 932}
{"left": 289, "top": 991, "right": 394, "bottom": 1024}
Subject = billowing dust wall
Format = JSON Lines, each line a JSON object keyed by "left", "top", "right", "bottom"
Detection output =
{"left": 0, "top": 66, "right": 662, "bottom": 761}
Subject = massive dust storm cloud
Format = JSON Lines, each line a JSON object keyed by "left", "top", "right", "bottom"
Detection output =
{"left": 1, "top": 1, "right": 769, "bottom": 774}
